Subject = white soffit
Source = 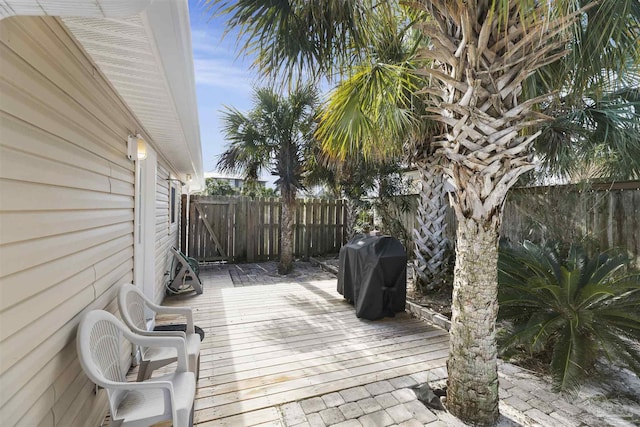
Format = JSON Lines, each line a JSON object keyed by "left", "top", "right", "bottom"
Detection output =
{"left": 0, "top": 0, "right": 153, "bottom": 18}
{"left": 0, "top": 0, "right": 204, "bottom": 191}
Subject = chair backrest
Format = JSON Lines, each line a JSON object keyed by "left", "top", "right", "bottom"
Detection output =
{"left": 118, "top": 283, "right": 150, "bottom": 333}
{"left": 76, "top": 310, "right": 129, "bottom": 416}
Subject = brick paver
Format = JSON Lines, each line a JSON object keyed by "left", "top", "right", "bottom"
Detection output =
{"left": 504, "top": 396, "right": 533, "bottom": 412}
{"left": 340, "top": 386, "right": 371, "bottom": 403}
{"left": 389, "top": 376, "right": 418, "bottom": 389}
{"left": 386, "top": 404, "right": 413, "bottom": 423}
{"left": 319, "top": 407, "right": 346, "bottom": 425}
{"left": 339, "top": 402, "right": 365, "bottom": 419}
{"left": 391, "top": 388, "right": 416, "bottom": 403}
{"left": 305, "top": 413, "right": 325, "bottom": 427}
{"left": 332, "top": 420, "right": 362, "bottom": 427}
{"left": 282, "top": 402, "right": 307, "bottom": 426}
{"left": 357, "top": 397, "right": 383, "bottom": 414}
{"left": 364, "top": 380, "right": 395, "bottom": 396}
{"left": 374, "top": 393, "right": 400, "bottom": 409}
{"left": 403, "top": 400, "right": 438, "bottom": 424}
{"left": 322, "top": 392, "right": 346, "bottom": 408}
{"left": 301, "top": 397, "right": 327, "bottom": 414}
{"left": 358, "top": 410, "right": 395, "bottom": 427}
{"left": 398, "top": 420, "right": 424, "bottom": 427}
{"left": 526, "top": 408, "right": 563, "bottom": 426}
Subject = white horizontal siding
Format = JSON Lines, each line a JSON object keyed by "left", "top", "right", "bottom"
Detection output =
{"left": 0, "top": 15, "right": 181, "bottom": 427}
{"left": 153, "top": 162, "right": 181, "bottom": 303}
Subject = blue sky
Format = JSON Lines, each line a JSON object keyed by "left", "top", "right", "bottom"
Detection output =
{"left": 187, "top": 0, "right": 257, "bottom": 175}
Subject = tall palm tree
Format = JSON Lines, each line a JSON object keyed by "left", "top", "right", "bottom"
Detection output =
{"left": 410, "top": 1, "right": 639, "bottom": 423}
{"left": 207, "top": 0, "right": 640, "bottom": 424}
{"left": 217, "top": 84, "right": 320, "bottom": 274}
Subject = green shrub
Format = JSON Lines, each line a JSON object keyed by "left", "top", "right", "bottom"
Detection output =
{"left": 497, "top": 240, "right": 640, "bottom": 392}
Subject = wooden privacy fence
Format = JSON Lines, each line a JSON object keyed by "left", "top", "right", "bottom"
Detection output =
{"left": 184, "top": 195, "right": 348, "bottom": 263}
{"left": 501, "top": 181, "right": 640, "bottom": 263}
{"left": 398, "top": 181, "right": 640, "bottom": 264}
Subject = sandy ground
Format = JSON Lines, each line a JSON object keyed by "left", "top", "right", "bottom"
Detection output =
{"left": 574, "top": 362, "right": 640, "bottom": 426}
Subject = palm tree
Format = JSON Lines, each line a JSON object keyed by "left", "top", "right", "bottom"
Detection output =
{"left": 410, "top": 1, "right": 639, "bottom": 423}
{"left": 207, "top": 0, "right": 640, "bottom": 424}
{"left": 217, "top": 84, "right": 320, "bottom": 274}
{"left": 315, "top": 5, "right": 452, "bottom": 292}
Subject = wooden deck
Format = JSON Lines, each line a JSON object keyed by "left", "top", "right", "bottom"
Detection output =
{"left": 161, "top": 276, "right": 450, "bottom": 426}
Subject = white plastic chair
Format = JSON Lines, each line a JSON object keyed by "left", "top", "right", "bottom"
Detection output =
{"left": 76, "top": 310, "right": 195, "bottom": 427}
{"left": 118, "top": 283, "right": 201, "bottom": 381}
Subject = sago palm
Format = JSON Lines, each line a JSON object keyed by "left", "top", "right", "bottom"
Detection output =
{"left": 498, "top": 241, "right": 640, "bottom": 393}
{"left": 218, "top": 84, "right": 320, "bottom": 274}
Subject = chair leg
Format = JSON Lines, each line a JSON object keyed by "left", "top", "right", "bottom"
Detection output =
{"left": 175, "top": 403, "right": 194, "bottom": 427}
{"left": 196, "top": 354, "right": 200, "bottom": 382}
{"left": 136, "top": 360, "right": 151, "bottom": 382}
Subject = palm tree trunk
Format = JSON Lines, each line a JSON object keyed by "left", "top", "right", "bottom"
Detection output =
{"left": 412, "top": 157, "right": 449, "bottom": 293}
{"left": 344, "top": 197, "right": 359, "bottom": 239}
{"left": 447, "top": 214, "right": 500, "bottom": 424}
{"left": 278, "top": 191, "right": 296, "bottom": 275}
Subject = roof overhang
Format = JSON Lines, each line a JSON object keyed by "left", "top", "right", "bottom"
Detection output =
{"left": 0, "top": 0, "right": 205, "bottom": 191}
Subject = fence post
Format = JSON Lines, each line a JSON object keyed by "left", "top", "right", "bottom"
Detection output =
{"left": 188, "top": 195, "right": 197, "bottom": 259}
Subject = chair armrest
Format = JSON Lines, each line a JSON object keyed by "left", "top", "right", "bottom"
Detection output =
{"left": 121, "top": 319, "right": 188, "bottom": 340}
{"left": 137, "top": 329, "right": 187, "bottom": 339}
{"left": 124, "top": 332, "right": 189, "bottom": 372}
{"left": 105, "top": 379, "right": 174, "bottom": 392}
{"left": 101, "top": 378, "right": 187, "bottom": 423}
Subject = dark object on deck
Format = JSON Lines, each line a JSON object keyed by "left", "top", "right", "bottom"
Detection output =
{"left": 153, "top": 324, "right": 205, "bottom": 342}
{"left": 337, "top": 235, "right": 407, "bottom": 320}
{"left": 412, "top": 383, "right": 446, "bottom": 411}
{"left": 166, "top": 247, "right": 203, "bottom": 295}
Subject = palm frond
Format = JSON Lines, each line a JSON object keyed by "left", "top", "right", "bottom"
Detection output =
{"left": 550, "top": 324, "right": 596, "bottom": 394}
{"left": 590, "top": 326, "right": 640, "bottom": 376}
{"left": 205, "top": 0, "right": 383, "bottom": 82}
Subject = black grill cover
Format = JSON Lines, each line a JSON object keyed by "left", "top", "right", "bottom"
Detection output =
{"left": 337, "top": 235, "right": 407, "bottom": 320}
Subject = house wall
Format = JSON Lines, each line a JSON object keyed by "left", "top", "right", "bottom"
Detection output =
{"left": 155, "top": 162, "right": 181, "bottom": 302}
{"left": 0, "top": 16, "right": 181, "bottom": 427}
